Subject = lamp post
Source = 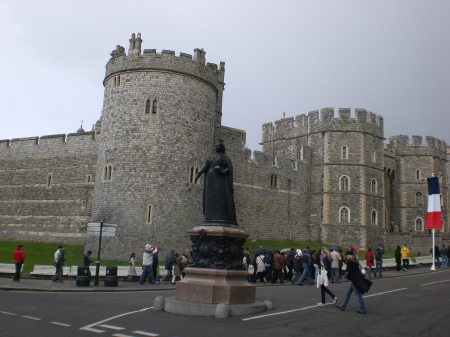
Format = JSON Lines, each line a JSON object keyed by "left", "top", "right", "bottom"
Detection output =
{"left": 287, "top": 178, "right": 292, "bottom": 241}
{"left": 93, "top": 221, "right": 103, "bottom": 286}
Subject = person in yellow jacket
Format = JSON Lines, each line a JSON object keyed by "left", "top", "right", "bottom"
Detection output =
{"left": 400, "top": 245, "right": 410, "bottom": 271}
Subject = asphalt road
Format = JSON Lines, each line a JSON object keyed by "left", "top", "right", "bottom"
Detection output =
{"left": 1, "top": 270, "right": 449, "bottom": 337}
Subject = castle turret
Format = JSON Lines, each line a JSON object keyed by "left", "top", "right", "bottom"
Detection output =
{"left": 90, "top": 33, "right": 226, "bottom": 258}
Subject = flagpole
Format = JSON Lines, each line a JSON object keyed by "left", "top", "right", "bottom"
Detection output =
{"left": 430, "top": 229, "right": 436, "bottom": 271}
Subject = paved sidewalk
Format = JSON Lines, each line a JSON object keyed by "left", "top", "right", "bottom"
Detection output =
{"left": 0, "top": 264, "right": 441, "bottom": 292}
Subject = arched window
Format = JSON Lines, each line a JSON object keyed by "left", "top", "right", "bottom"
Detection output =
{"left": 339, "top": 207, "right": 350, "bottom": 223}
{"left": 371, "top": 210, "right": 377, "bottom": 224}
{"left": 145, "top": 99, "right": 151, "bottom": 113}
{"left": 372, "top": 149, "right": 376, "bottom": 163}
{"left": 415, "top": 218, "right": 423, "bottom": 231}
{"left": 415, "top": 192, "right": 422, "bottom": 206}
{"left": 341, "top": 146, "right": 348, "bottom": 159}
{"left": 416, "top": 169, "right": 421, "bottom": 180}
{"left": 340, "top": 176, "right": 350, "bottom": 191}
{"left": 371, "top": 179, "right": 377, "bottom": 193}
{"left": 152, "top": 100, "right": 158, "bottom": 114}
{"left": 270, "top": 174, "right": 278, "bottom": 188}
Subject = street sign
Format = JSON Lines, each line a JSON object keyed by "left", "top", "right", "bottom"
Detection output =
{"left": 86, "top": 223, "right": 117, "bottom": 237}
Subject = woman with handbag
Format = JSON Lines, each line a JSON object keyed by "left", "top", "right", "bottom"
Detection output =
{"left": 337, "top": 255, "right": 371, "bottom": 314}
{"left": 365, "top": 248, "right": 375, "bottom": 278}
{"left": 314, "top": 248, "right": 338, "bottom": 306}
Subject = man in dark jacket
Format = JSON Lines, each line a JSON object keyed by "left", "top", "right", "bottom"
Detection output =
{"left": 296, "top": 247, "right": 313, "bottom": 286}
{"left": 286, "top": 248, "right": 295, "bottom": 281}
{"left": 373, "top": 246, "right": 384, "bottom": 277}
{"left": 160, "top": 249, "right": 176, "bottom": 282}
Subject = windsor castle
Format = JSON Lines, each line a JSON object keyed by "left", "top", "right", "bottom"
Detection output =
{"left": 1, "top": 33, "right": 448, "bottom": 260}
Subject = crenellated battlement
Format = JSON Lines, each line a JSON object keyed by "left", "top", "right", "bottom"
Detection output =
{"left": 0, "top": 132, "right": 98, "bottom": 158}
{"left": 104, "top": 33, "right": 225, "bottom": 91}
{"left": 262, "top": 108, "right": 384, "bottom": 144}
{"left": 389, "top": 135, "right": 447, "bottom": 157}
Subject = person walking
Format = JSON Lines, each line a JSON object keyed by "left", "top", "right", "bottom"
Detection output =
{"left": 373, "top": 246, "right": 384, "bottom": 277}
{"left": 172, "top": 253, "right": 184, "bottom": 284}
{"left": 314, "top": 248, "right": 338, "bottom": 306}
{"left": 330, "top": 248, "right": 341, "bottom": 283}
{"left": 440, "top": 245, "right": 448, "bottom": 269}
{"left": 139, "top": 244, "right": 159, "bottom": 285}
{"left": 286, "top": 248, "right": 295, "bottom": 281}
{"left": 271, "top": 250, "right": 284, "bottom": 284}
{"left": 297, "top": 247, "right": 313, "bottom": 286}
{"left": 160, "top": 249, "right": 176, "bottom": 283}
{"left": 365, "top": 248, "right": 375, "bottom": 278}
{"left": 52, "top": 246, "right": 65, "bottom": 283}
{"left": 125, "top": 252, "right": 137, "bottom": 281}
{"left": 256, "top": 253, "right": 266, "bottom": 283}
{"left": 337, "top": 255, "right": 371, "bottom": 314}
{"left": 395, "top": 245, "right": 402, "bottom": 271}
{"left": 13, "top": 244, "right": 25, "bottom": 282}
{"left": 263, "top": 250, "right": 273, "bottom": 283}
{"left": 291, "top": 249, "right": 303, "bottom": 284}
{"left": 81, "top": 250, "right": 95, "bottom": 281}
{"left": 401, "top": 245, "right": 410, "bottom": 271}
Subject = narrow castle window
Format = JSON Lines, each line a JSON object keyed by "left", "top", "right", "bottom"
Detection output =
{"left": 415, "top": 192, "right": 422, "bottom": 206}
{"left": 103, "top": 165, "right": 113, "bottom": 181}
{"left": 415, "top": 218, "right": 423, "bottom": 231}
{"left": 47, "top": 173, "right": 52, "bottom": 187}
{"left": 339, "top": 207, "right": 350, "bottom": 223}
{"left": 371, "top": 210, "right": 377, "bottom": 224}
{"left": 371, "top": 178, "right": 377, "bottom": 193}
{"left": 415, "top": 169, "right": 421, "bottom": 180}
{"left": 339, "top": 176, "right": 350, "bottom": 191}
{"left": 146, "top": 204, "right": 153, "bottom": 224}
{"left": 81, "top": 200, "right": 86, "bottom": 209}
{"left": 372, "top": 149, "right": 376, "bottom": 163}
{"left": 341, "top": 146, "right": 348, "bottom": 159}
{"left": 152, "top": 100, "right": 158, "bottom": 114}
{"left": 85, "top": 175, "right": 92, "bottom": 183}
{"left": 298, "top": 145, "right": 303, "bottom": 161}
{"left": 145, "top": 99, "right": 151, "bottom": 113}
{"left": 189, "top": 166, "right": 199, "bottom": 184}
{"left": 270, "top": 174, "right": 278, "bottom": 188}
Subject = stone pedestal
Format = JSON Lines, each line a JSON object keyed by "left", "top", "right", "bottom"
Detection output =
{"left": 175, "top": 267, "right": 255, "bottom": 304}
{"left": 162, "top": 225, "right": 267, "bottom": 317}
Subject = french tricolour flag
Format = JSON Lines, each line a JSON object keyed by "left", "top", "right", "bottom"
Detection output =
{"left": 425, "top": 176, "right": 442, "bottom": 229}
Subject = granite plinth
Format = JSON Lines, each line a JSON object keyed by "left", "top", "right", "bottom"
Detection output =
{"left": 163, "top": 297, "right": 266, "bottom": 317}
{"left": 175, "top": 267, "right": 255, "bottom": 305}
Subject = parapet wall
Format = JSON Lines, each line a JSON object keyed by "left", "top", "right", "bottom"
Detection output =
{"left": 262, "top": 108, "right": 383, "bottom": 144}
{"left": 0, "top": 132, "right": 98, "bottom": 158}
{"left": 105, "top": 34, "right": 224, "bottom": 91}
{"left": 389, "top": 135, "right": 447, "bottom": 157}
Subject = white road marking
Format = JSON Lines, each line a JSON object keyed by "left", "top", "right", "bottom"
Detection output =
{"left": 0, "top": 311, "right": 15, "bottom": 315}
{"left": 242, "top": 304, "right": 319, "bottom": 321}
{"left": 80, "top": 327, "right": 107, "bottom": 333}
{"left": 50, "top": 321, "right": 71, "bottom": 327}
{"left": 112, "top": 334, "right": 135, "bottom": 337}
{"left": 421, "top": 279, "right": 450, "bottom": 286}
{"left": 363, "top": 288, "right": 408, "bottom": 298}
{"left": 80, "top": 307, "right": 153, "bottom": 333}
{"left": 22, "top": 315, "right": 41, "bottom": 320}
{"left": 133, "top": 331, "right": 160, "bottom": 336}
{"left": 98, "top": 324, "right": 125, "bottom": 330}
{"left": 243, "top": 288, "right": 408, "bottom": 321}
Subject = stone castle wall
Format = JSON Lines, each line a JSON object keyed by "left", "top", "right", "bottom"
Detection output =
{"left": 0, "top": 132, "right": 98, "bottom": 244}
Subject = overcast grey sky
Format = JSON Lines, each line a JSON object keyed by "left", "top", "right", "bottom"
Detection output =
{"left": 1, "top": 0, "right": 449, "bottom": 152}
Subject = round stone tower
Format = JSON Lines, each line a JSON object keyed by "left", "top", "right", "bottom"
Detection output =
{"left": 90, "top": 33, "right": 225, "bottom": 259}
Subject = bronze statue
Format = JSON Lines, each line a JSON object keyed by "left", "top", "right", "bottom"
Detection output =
{"left": 195, "top": 139, "right": 237, "bottom": 227}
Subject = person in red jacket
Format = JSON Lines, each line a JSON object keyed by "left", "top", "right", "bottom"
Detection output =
{"left": 13, "top": 244, "right": 25, "bottom": 282}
